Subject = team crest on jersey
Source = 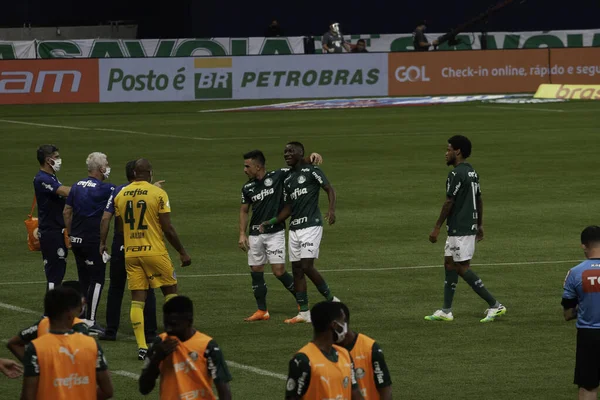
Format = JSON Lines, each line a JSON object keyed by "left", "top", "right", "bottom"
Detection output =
{"left": 297, "top": 175, "right": 306, "bottom": 184}
{"left": 343, "top": 376, "right": 349, "bottom": 388}
{"left": 356, "top": 368, "right": 365, "bottom": 379}
{"left": 286, "top": 378, "right": 296, "bottom": 391}
{"left": 188, "top": 351, "right": 199, "bottom": 361}
{"left": 264, "top": 178, "right": 273, "bottom": 187}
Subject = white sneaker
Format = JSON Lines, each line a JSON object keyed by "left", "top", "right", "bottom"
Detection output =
{"left": 480, "top": 304, "right": 507, "bottom": 323}
{"left": 284, "top": 311, "right": 311, "bottom": 324}
{"left": 332, "top": 296, "right": 341, "bottom": 302}
{"left": 424, "top": 309, "right": 454, "bottom": 321}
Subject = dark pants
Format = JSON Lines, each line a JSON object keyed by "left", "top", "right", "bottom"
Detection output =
{"left": 105, "top": 237, "right": 157, "bottom": 338}
{"left": 39, "top": 230, "right": 68, "bottom": 290}
{"left": 72, "top": 244, "right": 106, "bottom": 323}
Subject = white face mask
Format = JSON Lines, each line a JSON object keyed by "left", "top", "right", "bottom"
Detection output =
{"left": 102, "top": 166, "right": 111, "bottom": 180}
{"left": 333, "top": 321, "right": 348, "bottom": 343}
{"left": 49, "top": 158, "right": 62, "bottom": 172}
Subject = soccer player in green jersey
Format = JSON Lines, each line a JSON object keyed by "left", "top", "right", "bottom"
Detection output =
{"left": 240, "top": 149, "right": 323, "bottom": 322}
{"left": 426, "top": 135, "right": 506, "bottom": 323}
{"left": 260, "top": 142, "right": 339, "bottom": 324}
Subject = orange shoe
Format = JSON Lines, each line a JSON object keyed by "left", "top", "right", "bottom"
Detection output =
{"left": 284, "top": 311, "right": 311, "bottom": 324}
{"left": 244, "top": 310, "right": 270, "bottom": 322}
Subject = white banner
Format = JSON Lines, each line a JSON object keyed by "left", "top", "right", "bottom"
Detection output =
{"left": 3, "top": 29, "right": 599, "bottom": 59}
{"left": 99, "top": 54, "right": 388, "bottom": 102}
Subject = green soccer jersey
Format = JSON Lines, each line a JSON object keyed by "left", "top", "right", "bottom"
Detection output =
{"left": 284, "top": 164, "right": 330, "bottom": 231}
{"left": 446, "top": 162, "right": 481, "bottom": 236}
{"left": 241, "top": 168, "right": 289, "bottom": 236}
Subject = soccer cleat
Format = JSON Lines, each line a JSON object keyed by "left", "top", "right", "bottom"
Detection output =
{"left": 480, "top": 304, "right": 507, "bottom": 323}
{"left": 284, "top": 311, "right": 311, "bottom": 324}
{"left": 87, "top": 324, "right": 105, "bottom": 336}
{"left": 332, "top": 296, "right": 341, "bottom": 302}
{"left": 98, "top": 332, "right": 117, "bottom": 341}
{"left": 424, "top": 310, "right": 454, "bottom": 321}
{"left": 244, "top": 310, "right": 270, "bottom": 322}
{"left": 138, "top": 348, "right": 148, "bottom": 361}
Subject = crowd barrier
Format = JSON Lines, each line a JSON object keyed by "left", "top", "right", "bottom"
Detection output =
{"left": 0, "top": 48, "right": 599, "bottom": 105}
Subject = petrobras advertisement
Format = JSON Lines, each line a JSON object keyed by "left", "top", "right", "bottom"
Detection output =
{"left": 98, "top": 54, "right": 388, "bottom": 102}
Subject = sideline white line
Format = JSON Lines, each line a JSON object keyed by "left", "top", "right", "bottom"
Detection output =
{"left": 0, "top": 260, "right": 578, "bottom": 285}
{"left": 114, "top": 370, "right": 140, "bottom": 380}
{"left": 93, "top": 128, "right": 215, "bottom": 141}
{"left": 0, "top": 119, "right": 89, "bottom": 130}
{"left": 476, "top": 105, "right": 565, "bottom": 113}
{"left": 0, "top": 302, "right": 39, "bottom": 315}
{"left": 227, "top": 361, "right": 287, "bottom": 381}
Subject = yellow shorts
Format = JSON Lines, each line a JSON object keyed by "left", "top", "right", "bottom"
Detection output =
{"left": 126, "top": 254, "right": 177, "bottom": 290}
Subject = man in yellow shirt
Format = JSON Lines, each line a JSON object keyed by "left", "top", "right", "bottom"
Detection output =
{"left": 100, "top": 158, "right": 191, "bottom": 360}
{"left": 20, "top": 286, "right": 113, "bottom": 400}
{"left": 139, "top": 296, "right": 232, "bottom": 400}
{"left": 286, "top": 301, "right": 364, "bottom": 400}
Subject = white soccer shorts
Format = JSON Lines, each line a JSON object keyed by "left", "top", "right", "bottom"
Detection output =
{"left": 248, "top": 231, "right": 286, "bottom": 266}
{"left": 444, "top": 235, "right": 476, "bottom": 262}
{"left": 288, "top": 226, "right": 323, "bottom": 262}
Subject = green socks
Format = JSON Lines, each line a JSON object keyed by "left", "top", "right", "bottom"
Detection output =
{"left": 462, "top": 270, "right": 497, "bottom": 307}
{"left": 296, "top": 291, "right": 309, "bottom": 312}
{"left": 443, "top": 269, "right": 459, "bottom": 312}
{"left": 316, "top": 282, "right": 334, "bottom": 301}
{"left": 277, "top": 272, "right": 296, "bottom": 297}
{"left": 250, "top": 272, "right": 267, "bottom": 311}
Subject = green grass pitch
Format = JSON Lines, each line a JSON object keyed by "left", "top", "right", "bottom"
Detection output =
{"left": 0, "top": 99, "right": 599, "bottom": 399}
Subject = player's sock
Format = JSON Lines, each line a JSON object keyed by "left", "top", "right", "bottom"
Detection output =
{"left": 276, "top": 272, "right": 295, "bottom": 296}
{"left": 443, "top": 269, "right": 459, "bottom": 311}
{"left": 130, "top": 301, "right": 147, "bottom": 349}
{"left": 462, "top": 270, "right": 497, "bottom": 307}
{"left": 296, "top": 291, "right": 309, "bottom": 312}
{"left": 164, "top": 294, "right": 178, "bottom": 303}
{"left": 316, "top": 282, "right": 334, "bottom": 301}
{"left": 251, "top": 272, "right": 268, "bottom": 311}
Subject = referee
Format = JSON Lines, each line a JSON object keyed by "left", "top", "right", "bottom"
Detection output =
{"left": 563, "top": 225, "right": 600, "bottom": 400}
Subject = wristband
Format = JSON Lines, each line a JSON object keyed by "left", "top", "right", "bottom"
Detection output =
{"left": 267, "top": 218, "right": 277, "bottom": 225}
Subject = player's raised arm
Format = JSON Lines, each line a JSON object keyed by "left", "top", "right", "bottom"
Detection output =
{"left": 239, "top": 203, "right": 250, "bottom": 252}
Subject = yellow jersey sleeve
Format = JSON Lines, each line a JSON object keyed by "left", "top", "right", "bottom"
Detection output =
{"left": 158, "top": 190, "right": 171, "bottom": 214}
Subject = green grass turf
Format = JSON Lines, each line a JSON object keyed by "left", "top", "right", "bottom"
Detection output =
{"left": 0, "top": 99, "right": 599, "bottom": 399}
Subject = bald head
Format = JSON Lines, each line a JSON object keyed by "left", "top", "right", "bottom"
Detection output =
{"left": 134, "top": 158, "right": 153, "bottom": 182}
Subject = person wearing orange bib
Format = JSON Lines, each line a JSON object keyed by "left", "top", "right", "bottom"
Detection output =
{"left": 139, "top": 296, "right": 232, "bottom": 400}
{"left": 337, "top": 303, "right": 392, "bottom": 400}
{"left": 286, "top": 301, "right": 364, "bottom": 400}
{"left": 20, "top": 286, "right": 113, "bottom": 400}
{"left": 6, "top": 281, "right": 89, "bottom": 362}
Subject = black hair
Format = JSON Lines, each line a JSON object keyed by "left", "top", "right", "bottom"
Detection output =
{"left": 163, "top": 295, "right": 194, "bottom": 320}
{"left": 448, "top": 135, "right": 472, "bottom": 159}
{"left": 37, "top": 144, "right": 58, "bottom": 165}
{"left": 311, "top": 301, "right": 343, "bottom": 334}
{"left": 417, "top": 20, "right": 427, "bottom": 27}
{"left": 356, "top": 39, "right": 366, "bottom": 45}
{"left": 338, "top": 302, "right": 350, "bottom": 325}
{"left": 286, "top": 141, "right": 305, "bottom": 156}
{"left": 60, "top": 280, "right": 83, "bottom": 298}
{"left": 581, "top": 226, "right": 600, "bottom": 246}
{"left": 125, "top": 160, "right": 137, "bottom": 181}
{"left": 243, "top": 150, "right": 266, "bottom": 166}
{"left": 44, "top": 287, "right": 81, "bottom": 320}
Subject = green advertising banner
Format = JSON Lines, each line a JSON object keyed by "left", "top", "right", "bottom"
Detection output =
{"left": 2, "top": 30, "right": 599, "bottom": 59}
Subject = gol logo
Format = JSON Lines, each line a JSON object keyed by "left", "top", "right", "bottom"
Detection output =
{"left": 394, "top": 66, "right": 430, "bottom": 82}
